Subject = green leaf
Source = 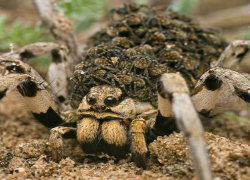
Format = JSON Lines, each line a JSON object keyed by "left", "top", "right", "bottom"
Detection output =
{"left": 59, "top": 0, "right": 107, "bottom": 32}
{"left": 244, "top": 26, "right": 250, "bottom": 40}
{"left": 134, "top": 0, "right": 149, "bottom": 5}
{"left": 0, "top": 17, "right": 52, "bottom": 51}
{"left": 224, "top": 112, "right": 249, "bottom": 123}
{"left": 171, "top": 0, "right": 198, "bottom": 15}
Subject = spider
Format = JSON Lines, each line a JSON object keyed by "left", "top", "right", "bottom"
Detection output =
{"left": 1, "top": 1, "right": 250, "bottom": 180}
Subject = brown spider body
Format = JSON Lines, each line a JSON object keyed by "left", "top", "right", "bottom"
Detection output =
{"left": 69, "top": 3, "right": 227, "bottom": 164}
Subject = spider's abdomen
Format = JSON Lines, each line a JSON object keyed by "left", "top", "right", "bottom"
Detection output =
{"left": 71, "top": 3, "right": 227, "bottom": 108}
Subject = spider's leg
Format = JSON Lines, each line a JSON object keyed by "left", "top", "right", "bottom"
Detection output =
{"left": 213, "top": 40, "right": 250, "bottom": 71}
{"left": 201, "top": 39, "right": 250, "bottom": 117}
{"left": 2, "top": 42, "right": 61, "bottom": 60}
{"left": 49, "top": 126, "right": 77, "bottom": 162}
{"left": 33, "top": 0, "right": 84, "bottom": 103}
{"left": 192, "top": 67, "right": 250, "bottom": 117}
{"left": 2, "top": 42, "right": 72, "bottom": 105}
{"left": 0, "top": 57, "right": 64, "bottom": 127}
{"left": 130, "top": 118, "right": 148, "bottom": 169}
{"left": 157, "top": 73, "right": 212, "bottom": 180}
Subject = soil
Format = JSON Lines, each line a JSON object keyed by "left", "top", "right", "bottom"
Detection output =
{"left": 1, "top": 94, "right": 250, "bottom": 180}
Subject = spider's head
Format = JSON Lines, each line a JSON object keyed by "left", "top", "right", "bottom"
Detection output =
{"left": 76, "top": 85, "right": 136, "bottom": 148}
{"left": 77, "top": 85, "right": 136, "bottom": 120}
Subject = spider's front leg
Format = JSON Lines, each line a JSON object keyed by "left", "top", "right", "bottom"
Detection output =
{"left": 2, "top": 42, "right": 73, "bottom": 105}
{"left": 130, "top": 118, "right": 148, "bottom": 169}
{"left": 156, "top": 73, "right": 212, "bottom": 180}
{"left": 0, "top": 57, "right": 64, "bottom": 127}
{"left": 192, "top": 40, "right": 250, "bottom": 118}
{"left": 0, "top": 57, "right": 79, "bottom": 161}
{"left": 192, "top": 67, "right": 250, "bottom": 118}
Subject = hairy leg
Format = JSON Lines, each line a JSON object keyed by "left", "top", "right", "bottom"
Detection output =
{"left": 50, "top": 126, "right": 77, "bottom": 161}
{"left": 130, "top": 118, "right": 148, "bottom": 169}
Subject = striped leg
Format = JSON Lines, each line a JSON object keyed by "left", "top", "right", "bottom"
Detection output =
{"left": 2, "top": 42, "right": 72, "bottom": 105}
{"left": 213, "top": 40, "right": 250, "bottom": 71}
{"left": 192, "top": 40, "right": 250, "bottom": 118}
{"left": 0, "top": 57, "right": 64, "bottom": 127}
{"left": 192, "top": 67, "right": 250, "bottom": 118}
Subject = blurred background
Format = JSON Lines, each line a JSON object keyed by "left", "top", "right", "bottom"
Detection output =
{"left": 0, "top": 0, "right": 250, "bottom": 68}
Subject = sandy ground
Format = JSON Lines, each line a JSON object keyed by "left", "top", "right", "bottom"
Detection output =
{"left": 1, "top": 94, "right": 250, "bottom": 180}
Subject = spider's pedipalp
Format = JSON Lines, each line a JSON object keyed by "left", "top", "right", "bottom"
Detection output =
{"left": 50, "top": 126, "right": 77, "bottom": 162}
{"left": 192, "top": 67, "right": 250, "bottom": 117}
{"left": 157, "top": 73, "right": 212, "bottom": 180}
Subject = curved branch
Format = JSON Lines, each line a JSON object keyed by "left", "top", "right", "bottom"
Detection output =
{"left": 33, "top": 0, "right": 82, "bottom": 69}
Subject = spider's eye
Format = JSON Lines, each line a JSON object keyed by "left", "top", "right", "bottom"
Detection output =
{"left": 87, "top": 95, "right": 96, "bottom": 105}
{"left": 104, "top": 96, "right": 117, "bottom": 106}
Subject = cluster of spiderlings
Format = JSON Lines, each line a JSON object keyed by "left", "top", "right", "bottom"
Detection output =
{"left": 71, "top": 3, "right": 227, "bottom": 108}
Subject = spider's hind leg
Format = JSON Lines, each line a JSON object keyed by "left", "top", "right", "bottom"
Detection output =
{"left": 156, "top": 73, "right": 212, "bottom": 180}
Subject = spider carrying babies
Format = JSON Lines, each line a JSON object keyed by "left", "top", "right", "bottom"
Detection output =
{"left": 1, "top": 1, "right": 250, "bottom": 180}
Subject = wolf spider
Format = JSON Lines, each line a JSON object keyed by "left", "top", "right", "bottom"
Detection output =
{"left": 1, "top": 1, "right": 250, "bottom": 180}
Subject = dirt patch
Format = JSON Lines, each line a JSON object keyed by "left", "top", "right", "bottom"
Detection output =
{"left": 150, "top": 132, "right": 250, "bottom": 180}
{"left": 1, "top": 95, "right": 250, "bottom": 179}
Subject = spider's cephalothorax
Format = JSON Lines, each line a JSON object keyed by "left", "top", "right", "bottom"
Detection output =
{"left": 76, "top": 85, "right": 136, "bottom": 156}
{"left": 1, "top": 1, "right": 250, "bottom": 180}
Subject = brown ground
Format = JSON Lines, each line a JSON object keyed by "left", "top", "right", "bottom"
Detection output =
{"left": 1, "top": 94, "right": 250, "bottom": 180}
